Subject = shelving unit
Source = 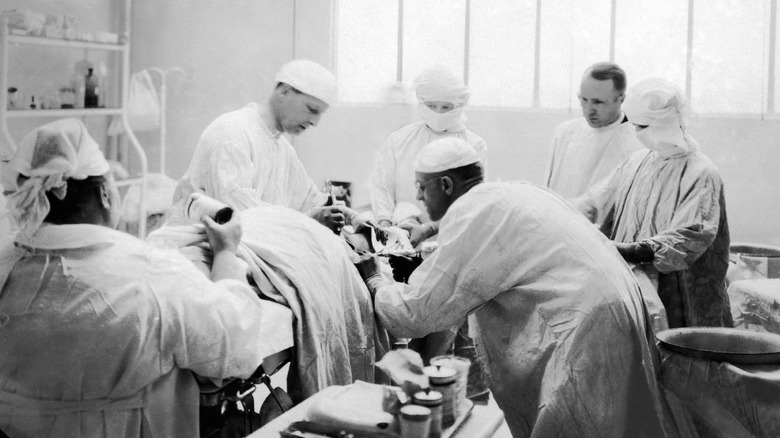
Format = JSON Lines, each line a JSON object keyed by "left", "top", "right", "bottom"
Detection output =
{"left": 0, "top": 0, "right": 148, "bottom": 237}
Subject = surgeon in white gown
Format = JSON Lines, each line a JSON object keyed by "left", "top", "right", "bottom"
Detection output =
{"left": 356, "top": 137, "right": 674, "bottom": 438}
{"left": 0, "top": 119, "right": 288, "bottom": 438}
{"left": 574, "top": 78, "right": 732, "bottom": 328}
{"left": 546, "top": 62, "right": 642, "bottom": 199}
{"left": 165, "top": 60, "right": 374, "bottom": 235}
{"left": 370, "top": 64, "right": 487, "bottom": 247}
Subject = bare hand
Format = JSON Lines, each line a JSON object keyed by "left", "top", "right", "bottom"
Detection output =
{"left": 354, "top": 253, "right": 382, "bottom": 281}
{"left": 400, "top": 223, "right": 428, "bottom": 248}
{"left": 353, "top": 217, "right": 390, "bottom": 245}
{"left": 308, "top": 206, "right": 346, "bottom": 234}
{"left": 202, "top": 213, "right": 242, "bottom": 254}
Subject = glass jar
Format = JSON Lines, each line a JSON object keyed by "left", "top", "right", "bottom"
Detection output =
{"left": 423, "top": 365, "right": 457, "bottom": 428}
{"left": 413, "top": 390, "right": 443, "bottom": 438}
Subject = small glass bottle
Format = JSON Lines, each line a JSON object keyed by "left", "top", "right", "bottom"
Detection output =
{"left": 84, "top": 67, "right": 99, "bottom": 108}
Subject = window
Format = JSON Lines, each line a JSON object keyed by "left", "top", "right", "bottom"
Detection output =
{"left": 401, "top": 0, "right": 466, "bottom": 85}
{"left": 538, "top": 0, "right": 611, "bottom": 109}
{"left": 691, "top": 0, "right": 769, "bottom": 114}
{"left": 614, "top": 0, "right": 687, "bottom": 91}
{"left": 335, "top": 0, "right": 779, "bottom": 115}
{"left": 335, "top": 0, "right": 399, "bottom": 103}
{"left": 468, "top": 0, "right": 535, "bottom": 107}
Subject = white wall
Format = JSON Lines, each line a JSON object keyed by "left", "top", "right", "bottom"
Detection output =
{"left": 131, "top": 0, "right": 296, "bottom": 177}
{"left": 128, "top": 0, "right": 780, "bottom": 246}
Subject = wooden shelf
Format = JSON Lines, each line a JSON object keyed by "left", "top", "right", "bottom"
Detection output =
{"left": 8, "top": 34, "right": 125, "bottom": 51}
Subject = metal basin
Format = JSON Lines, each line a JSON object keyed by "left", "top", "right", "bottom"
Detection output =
{"left": 656, "top": 327, "right": 780, "bottom": 365}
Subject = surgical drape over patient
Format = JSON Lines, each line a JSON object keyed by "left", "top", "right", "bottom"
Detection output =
{"left": 7, "top": 118, "right": 109, "bottom": 237}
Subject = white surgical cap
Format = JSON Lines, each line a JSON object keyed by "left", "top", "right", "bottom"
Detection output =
{"left": 413, "top": 64, "right": 470, "bottom": 106}
{"left": 623, "top": 78, "right": 689, "bottom": 148}
{"left": 413, "top": 137, "right": 480, "bottom": 173}
{"left": 276, "top": 59, "right": 337, "bottom": 105}
{"left": 8, "top": 118, "right": 109, "bottom": 237}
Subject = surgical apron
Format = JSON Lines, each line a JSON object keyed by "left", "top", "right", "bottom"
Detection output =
{"left": 373, "top": 182, "right": 673, "bottom": 438}
{"left": 370, "top": 121, "right": 487, "bottom": 224}
{"left": 0, "top": 224, "right": 287, "bottom": 438}
{"left": 576, "top": 148, "right": 732, "bottom": 328}
{"left": 546, "top": 115, "right": 642, "bottom": 198}
{"left": 166, "top": 103, "right": 328, "bottom": 226}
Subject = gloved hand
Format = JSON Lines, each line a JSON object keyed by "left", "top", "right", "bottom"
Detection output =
{"left": 388, "top": 253, "right": 424, "bottom": 283}
{"left": 613, "top": 241, "right": 654, "bottom": 264}
{"left": 307, "top": 206, "right": 345, "bottom": 234}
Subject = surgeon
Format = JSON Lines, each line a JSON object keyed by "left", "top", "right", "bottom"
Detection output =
{"left": 370, "top": 64, "right": 487, "bottom": 248}
{"left": 166, "top": 59, "right": 381, "bottom": 238}
{"left": 546, "top": 62, "right": 642, "bottom": 198}
{"left": 574, "top": 78, "right": 732, "bottom": 328}
{"left": 0, "top": 119, "right": 284, "bottom": 437}
{"left": 370, "top": 65, "right": 490, "bottom": 401}
{"left": 356, "top": 137, "right": 672, "bottom": 438}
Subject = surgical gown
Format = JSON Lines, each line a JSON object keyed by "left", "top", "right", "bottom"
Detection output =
{"left": 370, "top": 121, "right": 487, "bottom": 224}
{"left": 374, "top": 182, "right": 672, "bottom": 438}
{"left": 166, "top": 103, "right": 328, "bottom": 225}
{"left": 576, "top": 148, "right": 732, "bottom": 328}
{"left": 0, "top": 224, "right": 285, "bottom": 438}
{"left": 546, "top": 115, "right": 642, "bottom": 198}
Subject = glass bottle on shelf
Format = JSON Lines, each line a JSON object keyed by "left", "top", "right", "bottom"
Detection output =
{"left": 84, "top": 68, "right": 99, "bottom": 108}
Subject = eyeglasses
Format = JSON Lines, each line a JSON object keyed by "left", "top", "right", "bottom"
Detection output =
{"left": 415, "top": 177, "right": 443, "bottom": 193}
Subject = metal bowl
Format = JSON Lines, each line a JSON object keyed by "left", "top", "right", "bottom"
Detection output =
{"left": 656, "top": 327, "right": 780, "bottom": 365}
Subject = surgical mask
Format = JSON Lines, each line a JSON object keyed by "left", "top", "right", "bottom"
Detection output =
{"left": 418, "top": 103, "right": 465, "bottom": 133}
{"left": 636, "top": 127, "right": 687, "bottom": 157}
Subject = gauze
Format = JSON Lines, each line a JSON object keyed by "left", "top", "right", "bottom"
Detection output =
{"left": 8, "top": 118, "right": 109, "bottom": 237}
{"left": 413, "top": 137, "right": 480, "bottom": 173}
{"left": 417, "top": 103, "right": 465, "bottom": 133}
{"left": 276, "top": 59, "right": 337, "bottom": 105}
{"left": 624, "top": 78, "right": 693, "bottom": 156}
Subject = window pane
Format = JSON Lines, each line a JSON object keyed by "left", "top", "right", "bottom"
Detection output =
{"left": 539, "top": 0, "right": 612, "bottom": 109}
{"left": 775, "top": 0, "right": 780, "bottom": 114}
{"left": 691, "top": 0, "right": 768, "bottom": 114}
{"left": 614, "top": 0, "right": 687, "bottom": 91}
{"left": 335, "top": 0, "right": 399, "bottom": 103}
{"left": 402, "top": 0, "right": 466, "bottom": 86}
{"left": 469, "top": 0, "right": 536, "bottom": 107}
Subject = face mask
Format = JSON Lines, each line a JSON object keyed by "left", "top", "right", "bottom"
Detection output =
{"left": 636, "top": 127, "right": 686, "bottom": 157}
{"left": 418, "top": 103, "right": 464, "bottom": 132}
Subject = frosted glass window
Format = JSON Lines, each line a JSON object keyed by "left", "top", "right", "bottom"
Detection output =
{"left": 402, "top": 0, "right": 466, "bottom": 86}
{"left": 775, "top": 1, "right": 780, "bottom": 114}
{"left": 538, "top": 0, "right": 611, "bottom": 109}
{"left": 614, "top": 0, "right": 687, "bottom": 90}
{"left": 691, "top": 0, "right": 768, "bottom": 114}
{"left": 469, "top": 0, "right": 536, "bottom": 107}
{"left": 335, "top": 0, "right": 399, "bottom": 103}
